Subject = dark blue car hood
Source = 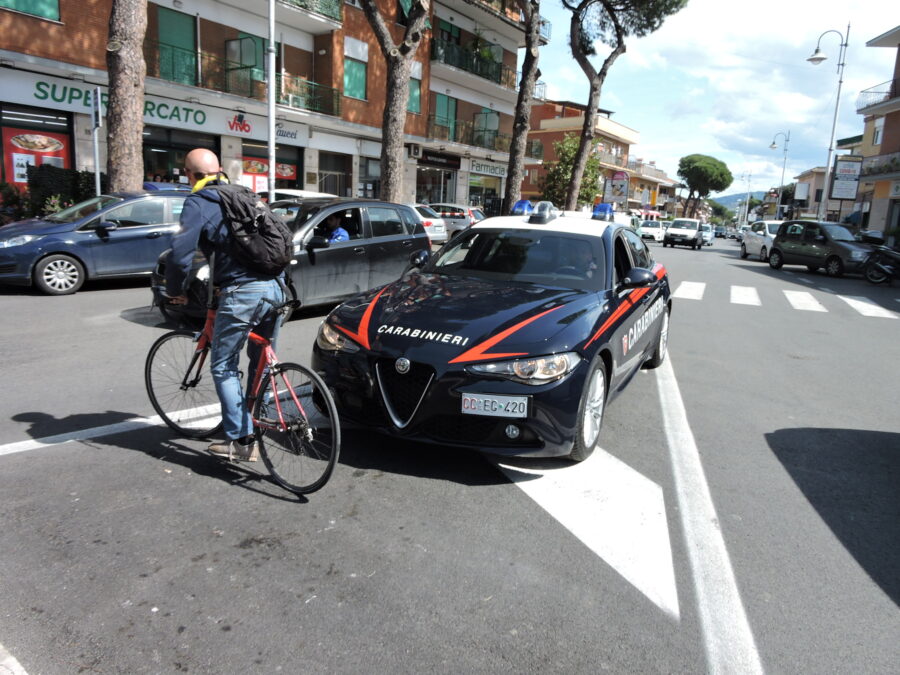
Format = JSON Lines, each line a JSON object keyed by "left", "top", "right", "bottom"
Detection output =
{"left": 329, "top": 273, "right": 603, "bottom": 364}
{"left": 0, "top": 217, "right": 76, "bottom": 237}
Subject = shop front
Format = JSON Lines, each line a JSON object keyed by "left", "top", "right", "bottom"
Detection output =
{"left": 239, "top": 141, "right": 302, "bottom": 192}
{"left": 468, "top": 158, "right": 506, "bottom": 216}
{"left": 1, "top": 103, "right": 73, "bottom": 188}
{"left": 318, "top": 151, "right": 352, "bottom": 197}
{"left": 143, "top": 126, "right": 218, "bottom": 185}
{"left": 416, "top": 151, "right": 459, "bottom": 204}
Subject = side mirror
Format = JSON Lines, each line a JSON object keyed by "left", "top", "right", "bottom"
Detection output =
{"left": 98, "top": 221, "right": 118, "bottom": 231}
{"left": 307, "top": 235, "right": 330, "bottom": 249}
{"left": 408, "top": 249, "right": 430, "bottom": 268}
{"left": 618, "top": 267, "right": 655, "bottom": 292}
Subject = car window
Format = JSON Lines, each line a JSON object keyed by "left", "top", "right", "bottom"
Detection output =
{"left": 46, "top": 195, "right": 122, "bottom": 223}
{"left": 367, "top": 206, "right": 408, "bottom": 237}
{"left": 398, "top": 206, "right": 421, "bottom": 233}
{"left": 803, "top": 224, "right": 821, "bottom": 242}
{"left": 471, "top": 209, "right": 486, "bottom": 221}
{"left": 623, "top": 229, "right": 652, "bottom": 268}
{"left": 785, "top": 223, "right": 804, "bottom": 240}
{"left": 169, "top": 197, "right": 186, "bottom": 220}
{"left": 427, "top": 228, "right": 605, "bottom": 290}
{"left": 312, "top": 207, "right": 362, "bottom": 241}
{"left": 416, "top": 206, "right": 439, "bottom": 219}
{"left": 766, "top": 223, "right": 780, "bottom": 235}
{"left": 822, "top": 224, "right": 855, "bottom": 242}
{"left": 433, "top": 205, "right": 465, "bottom": 219}
{"left": 671, "top": 219, "right": 698, "bottom": 230}
{"left": 613, "top": 235, "right": 632, "bottom": 286}
{"left": 91, "top": 198, "right": 167, "bottom": 228}
{"left": 271, "top": 203, "right": 300, "bottom": 222}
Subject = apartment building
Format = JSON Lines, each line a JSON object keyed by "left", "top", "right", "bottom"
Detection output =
{"left": 0, "top": 0, "right": 548, "bottom": 214}
{"left": 520, "top": 100, "right": 676, "bottom": 214}
{"left": 854, "top": 24, "right": 900, "bottom": 239}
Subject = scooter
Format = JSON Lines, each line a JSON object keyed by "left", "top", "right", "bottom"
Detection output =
{"left": 863, "top": 245, "right": 900, "bottom": 285}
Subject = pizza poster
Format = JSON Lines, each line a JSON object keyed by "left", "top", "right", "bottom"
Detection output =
{"left": 3, "top": 127, "right": 70, "bottom": 185}
{"left": 241, "top": 157, "right": 297, "bottom": 181}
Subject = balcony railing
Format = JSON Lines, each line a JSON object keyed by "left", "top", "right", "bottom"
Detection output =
{"left": 856, "top": 78, "right": 899, "bottom": 112}
{"left": 426, "top": 114, "right": 512, "bottom": 152}
{"left": 144, "top": 40, "right": 340, "bottom": 116}
{"left": 515, "top": 72, "right": 547, "bottom": 99}
{"left": 278, "top": 0, "right": 342, "bottom": 22}
{"left": 277, "top": 73, "right": 341, "bottom": 116}
{"left": 431, "top": 39, "right": 516, "bottom": 89}
{"left": 627, "top": 159, "right": 668, "bottom": 180}
{"left": 471, "top": 0, "right": 551, "bottom": 40}
{"left": 861, "top": 151, "right": 900, "bottom": 177}
{"left": 595, "top": 149, "right": 628, "bottom": 168}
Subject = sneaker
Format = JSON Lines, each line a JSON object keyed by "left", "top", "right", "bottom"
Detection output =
{"left": 208, "top": 438, "right": 259, "bottom": 462}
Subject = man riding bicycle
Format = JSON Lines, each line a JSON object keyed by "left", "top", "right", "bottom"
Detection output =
{"left": 165, "top": 148, "right": 285, "bottom": 462}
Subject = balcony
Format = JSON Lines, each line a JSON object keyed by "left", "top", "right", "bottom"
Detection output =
{"left": 627, "top": 159, "right": 669, "bottom": 181}
{"left": 277, "top": 0, "right": 341, "bottom": 22}
{"left": 856, "top": 78, "right": 900, "bottom": 114}
{"left": 861, "top": 151, "right": 900, "bottom": 179}
{"left": 144, "top": 40, "right": 340, "bottom": 116}
{"left": 595, "top": 149, "right": 628, "bottom": 169}
{"left": 431, "top": 39, "right": 517, "bottom": 89}
{"left": 437, "top": 0, "right": 549, "bottom": 46}
{"left": 426, "top": 114, "right": 512, "bottom": 153}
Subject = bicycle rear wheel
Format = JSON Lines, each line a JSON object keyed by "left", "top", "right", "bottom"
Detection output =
{"left": 254, "top": 362, "right": 340, "bottom": 494}
{"left": 145, "top": 330, "right": 223, "bottom": 438}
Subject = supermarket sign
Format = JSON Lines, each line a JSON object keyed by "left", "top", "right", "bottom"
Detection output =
{"left": 6, "top": 69, "right": 308, "bottom": 145}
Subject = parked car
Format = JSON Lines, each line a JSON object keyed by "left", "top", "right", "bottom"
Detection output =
{"left": 700, "top": 223, "right": 714, "bottom": 246}
{"left": 640, "top": 220, "right": 665, "bottom": 242}
{"left": 257, "top": 188, "right": 336, "bottom": 202}
{"left": 768, "top": 221, "right": 875, "bottom": 277}
{"left": 151, "top": 198, "right": 430, "bottom": 320}
{"left": 0, "top": 191, "right": 188, "bottom": 295}
{"left": 143, "top": 181, "right": 191, "bottom": 192}
{"left": 735, "top": 224, "right": 751, "bottom": 243}
{"left": 662, "top": 218, "right": 703, "bottom": 249}
{"left": 410, "top": 204, "right": 448, "bottom": 244}
{"left": 428, "top": 203, "right": 485, "bottom": 239}
{"left": 312, "top": 207, "right": 671, "bottom": 461}
{"left": 741, "top": 220, "right": 783, "bottom": 261}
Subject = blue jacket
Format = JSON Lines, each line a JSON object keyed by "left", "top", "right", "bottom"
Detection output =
{"left": 166, "top": 184, "right": 277, "bottom": 295}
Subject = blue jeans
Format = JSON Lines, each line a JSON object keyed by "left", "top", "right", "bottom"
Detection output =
{"left": 210, "top": 279, "right": 285, "bottom": 440}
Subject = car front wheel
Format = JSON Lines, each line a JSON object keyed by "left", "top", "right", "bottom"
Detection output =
{"left": 570, "top": 357, "right": 607, "bottom": 462}
{"left": 34, "top": 254, "right": 85, "bottom": 295}
{"left": 825, "top": 256, "right": 844, "bottom": 277}
{"left": 768, "top": 249, "right": 784, "bottom": 269}
{"left": 740, "top": 243, "right": 748, "bottom": 259}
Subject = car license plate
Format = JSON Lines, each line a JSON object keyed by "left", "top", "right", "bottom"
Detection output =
{"left": 460, "top": 393, "right": 528, "bottom": 418}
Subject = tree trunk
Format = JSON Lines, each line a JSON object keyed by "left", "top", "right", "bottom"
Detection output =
{"left": 380, "top": 55, "right": 413, "bottom": 202}
{"left": 503, "top": 0, "right": 541, "bottom": 214}
{"left": 564, "top": 1, "right": 625, "bottom": 211}
{"left": 105, "top": 0, "right": 147, "bottom": 193}
{"left": 360, "top": 0, "right": 430, "bottom": 204}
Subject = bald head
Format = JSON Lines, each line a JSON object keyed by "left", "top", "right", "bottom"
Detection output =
{"left": 185, "top": 148, "right": 221, "bottom": 181}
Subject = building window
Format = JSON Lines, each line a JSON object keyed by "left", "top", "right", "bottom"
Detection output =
{"left": 873, "top": 117, "right": 883, "bottom": 146}
{"left": 408, "top": 78, "right": 421, "bottom": 113}
{"left": 0, "top": 0, "right": 59, "bottom": 20}
{"left": 345, "top": 0, "right": 361, "bottom": 7}
{"left": 344, "top": 58, "right": 367, "bottom": 100}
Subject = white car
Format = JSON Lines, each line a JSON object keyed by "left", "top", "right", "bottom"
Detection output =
{"left": 410, "top": 204, "right": 448, "bottom": 244}
{"left": 640, "top": 220, "right": 665, "bottom": 242}
{"left": 662, "top": 218, "right": 704, "bottom": 249}
{"left": 741, "top": 220, "right": 783, "bottom": 261}
{"left": 700, "top": 223, "right": 714, "bottom": 246}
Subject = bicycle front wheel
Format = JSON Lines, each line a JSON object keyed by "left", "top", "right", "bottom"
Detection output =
{"left": 254, "top": 362, "right": 340, "bottom": 494}
{"left": 145, "top": 330, "right": 223, "bottom": 438}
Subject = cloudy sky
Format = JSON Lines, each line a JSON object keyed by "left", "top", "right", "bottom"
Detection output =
{"left": 535, "top": 0, "right": 896, "bottom": 197}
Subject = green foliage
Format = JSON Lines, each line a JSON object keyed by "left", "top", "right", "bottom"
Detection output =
{"left": 540, "top": 134, "right": 603, "bottom": 208}
{"left": 0, "top": 182, "right": 27, "bottom": 224}
{"left": 708, "top": 199, "right": 734, "bottom": 221}
{"left": 42, "top": 194, "right": 73, "bottom": 214}
{"left": 26, "top": 165, "right": 108, "bottom": 215}
{"left": 677, "top": 154, "right": 733, "bottom": 198}
{"left": 570, "top": 0, "right": 689, "bottom": 49}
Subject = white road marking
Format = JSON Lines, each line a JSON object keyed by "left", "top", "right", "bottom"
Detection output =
{"left": 0, "top": 642, "right": 28, "bottom": 674}
{"left": 783, "top": 290, "right": 828, "bottom": 312}
{"left": 837, "top": 295, "right": 898, "bottom": 319}
{"left": 673, "top": 281, "right": 706, "bottom": 300}
{"left": 730, "top": 286, "right": 761, "bottom": 306}
{"left": 656, "top": 358, "right": 763, "bottom": 674}
{"left": 0, "top": 417, "right": 161, "bottom": 456}
{"left": 495, "top": 450, "right": 680, "bottom": 620}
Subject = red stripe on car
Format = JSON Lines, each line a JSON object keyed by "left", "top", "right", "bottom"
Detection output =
{"left": 448, "top": 305, "right": 563, "bottom": 364}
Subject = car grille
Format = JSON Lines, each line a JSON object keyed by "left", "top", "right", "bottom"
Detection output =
{"left": 0, "top": 263, "right": 16, "bottom": 274}
{"left": 376, "top": 359, "right": 433, "bottom": 429}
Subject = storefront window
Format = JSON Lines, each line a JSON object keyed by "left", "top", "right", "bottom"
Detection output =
{"left": 359, "top": 157, "right": 381, "bottom": 199}
{"left": 416, "top": 166, "right": 456, "bottom": 204}
{"left": 469, "top": 174, "right": 502, "bottom": 216}
{"left": 142, "top": 126, "right": 217, "bottom": 185}
{"left": 319, "top": 151, "right": 352, "bottom": 197}
{"left": 1, "top": 103, "right": 71, "bottom": 186}
{"left": 241, "top": 141, "right": 301, "bottom": 192}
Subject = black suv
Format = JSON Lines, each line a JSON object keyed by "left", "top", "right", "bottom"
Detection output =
{"left": 768, "top": 221, "right": 874, "bottom": 277}
{"left": 151, "top": 198, "right": 429, "bottom": 320}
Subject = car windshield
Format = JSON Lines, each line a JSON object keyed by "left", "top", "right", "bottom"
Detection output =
{"left": 671, "top": 220, "right": 698, "bottom": 230}
{"left": 767, "top": 223, "right": 780, "bottom": 235}
{"left": 416, "top": 206, "right": 439, "bottom": 218}
{"left": 701, "top": 224, "right": 711, "bottom": 231}
{"left": 822, "top": 224, "right": 856, "bottom": 242}
{"left": 426, "top": 228, "right": 606, "bottom": 291}
{"left": 641, "top": 221, "right": 658, "bottom": 227}
{"left": 44, "top": 195, "right": 122, "bottom": 223}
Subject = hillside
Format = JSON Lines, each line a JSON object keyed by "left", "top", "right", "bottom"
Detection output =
{"left": 710, "top": 192, "right": 767, "bottom": 210}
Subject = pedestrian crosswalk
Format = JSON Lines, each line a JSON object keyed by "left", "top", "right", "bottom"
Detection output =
{"left": 672, "top": 281, "right": 899, "bottom": 319}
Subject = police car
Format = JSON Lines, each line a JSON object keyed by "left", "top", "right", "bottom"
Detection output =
{"left": 312, "top": 203, "right": 671, "bottom": 460}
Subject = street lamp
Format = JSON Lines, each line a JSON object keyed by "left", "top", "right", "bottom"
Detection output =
{"left": 807, "top": 23, "right": 850, "bottom": 221}
{"left": 739, "top": 171, "right": 752, "bottom": 225}
{"left": 770, "top": 131, "right": 790, "bottom": 218}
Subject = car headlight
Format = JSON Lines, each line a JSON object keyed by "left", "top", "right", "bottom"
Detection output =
{"left": 0, "top": 234, "right": 45, "bottom": 248}
{"left": 848, "top": 251, "right": 865, "bottom": 260}
{"left": 467, "top": 352, "right": 581, "bottom": 385}
{"left": 316, "top": 321, "right": 359, "bottom": 353}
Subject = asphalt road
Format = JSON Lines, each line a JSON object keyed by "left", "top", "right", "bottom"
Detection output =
{"left": 0, "top": 239, "right": 897, "bottom": 674}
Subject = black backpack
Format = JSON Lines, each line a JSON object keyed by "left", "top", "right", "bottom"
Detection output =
{"left": 210, "top": 183, "right": 293, "bottom": 276}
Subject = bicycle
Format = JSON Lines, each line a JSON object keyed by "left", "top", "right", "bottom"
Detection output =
{"left": 144, "top": 298, "right": 340, "bottom": 495}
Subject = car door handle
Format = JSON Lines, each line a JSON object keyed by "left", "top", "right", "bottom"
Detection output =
{"left": 353, "top": 247, "right": 366, "bottom": 255}
{"left": 146, "top": 231, "right": 163, "bottom": 238}
{"left": 401, "top": 240, "right": 413, "bottom": 248}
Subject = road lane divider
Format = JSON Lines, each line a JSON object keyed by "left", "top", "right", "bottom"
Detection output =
{"left": 656, "top": 357, "right": 764, "bottom": 674}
